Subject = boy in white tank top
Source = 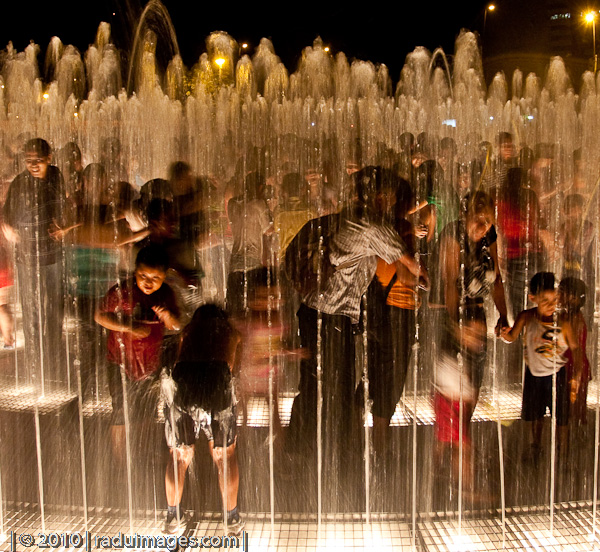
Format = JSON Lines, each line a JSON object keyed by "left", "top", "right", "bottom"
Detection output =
{"left": 501, "top": 272, "right": 572, "bottom": 465}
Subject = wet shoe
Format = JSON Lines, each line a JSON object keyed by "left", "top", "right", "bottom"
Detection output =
{"left": 164, "top": 510, "right": 191, "bottom": 535}
{"left": 224, "top": 515, "right": 245, "bottom": 537}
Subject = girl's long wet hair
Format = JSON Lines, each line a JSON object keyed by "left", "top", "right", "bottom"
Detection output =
{"left": 178, "top": 303, "right": 238, "bottom": 363}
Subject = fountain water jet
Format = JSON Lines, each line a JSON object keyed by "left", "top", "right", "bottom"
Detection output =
{"left": 0, "top": 6, "right": 598, "bottom": 550}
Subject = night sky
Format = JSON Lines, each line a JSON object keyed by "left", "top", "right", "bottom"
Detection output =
{"left": 1, "top": 0, "right": 492, "bottom": 83}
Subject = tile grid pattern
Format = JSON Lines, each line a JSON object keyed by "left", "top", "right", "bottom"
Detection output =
{"left": 5, "top": 506, "right": 600, "bottom": 551}
{"left": 1, "top": 381, "right": 600, "bottom": 427}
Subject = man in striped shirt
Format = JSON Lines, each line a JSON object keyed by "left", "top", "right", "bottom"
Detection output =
{"left": 287, "top": 166, "right": 428, "bottom": 508}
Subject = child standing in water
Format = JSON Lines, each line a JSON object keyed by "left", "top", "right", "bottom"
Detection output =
{"left": 558, "top": 277, "right": 591, "bottom": 427}
{"left": 163, "top": 304, "right": 244, "bottom": 536}
{"left": 501, "top": 272, "right": 572, "bottom": 465}
{"left": 433, "top": 312, "right": 487, "bottom": 502}
{"left": 95, "top": 244, "right": 181, "bottom": 464}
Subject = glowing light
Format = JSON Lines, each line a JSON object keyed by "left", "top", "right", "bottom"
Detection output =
{"left": 43, "top": 93, "right": 49, "bottom": 99}
{"left": 214, "top": 57, "right": 226, "bottom": 67}
{"left": 586, "top": 11, "right": 596, "bottom": 23}
{"left": 442, "top": 118, "right": 457, "bottom": 127}
{"left": 489, "top": 116, "right": 494, "bottom": 120}
{"left": 241, "top": 43, "right": 248, "bottom": 49}
{"left": 74, "top": 112, "right": 78, "bottom": 118}
{"left": 487, "top": 4, "right": 495, "bottom": 10}
{"left": 443, "top": 533, "right": 477, "bottom": 551}
{"left": 527, "top": 115, "right": 534, "bottom": 120}
{"left": 324, "top": 47, "right": 330, "bottom": 52}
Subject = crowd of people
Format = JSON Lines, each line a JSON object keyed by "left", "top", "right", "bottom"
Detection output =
{"left": 0, "top": 129, "right": 595, "bottom": 531}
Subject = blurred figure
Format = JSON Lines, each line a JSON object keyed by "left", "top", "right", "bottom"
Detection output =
{"left": 410, "top": 160, "right": 440, "bottom": 253}
{"left": 560, "top": 193, "right": 595, "bottom": 331}
{"left": 560, "top": 194, "right": 594, "bottom": 277}
{"left": 100, "top": 137, "right": 128, "bottom": 188}
{"left": 0, "top": 235, "right": 14, "bottom": 349}
{"left": 168, "top": 162, "right": 209, "bottom": 247}
{"left": 133, "top": 197, "right": 202, "bottom": 365}
{"left": 364, "top": 176, "right": 423, "bottom": 462}
{"left": 234, "top": 271, "right": 304, "bottom": 442}
{"left": 67, "top": 164, "right": 148, "bottom": 399}
{"left": 571, "top": 148, "right": 591, "bottom": 198}
{"left": 226, "top": 171, "right": 273, "bottom": 318}
{"left": 56, "top": 141, "right": 83, "bottom": 201}
{"left": 438, "top": 137, "right": 457, "bottom": 179}
{"left": 497, "top": 131, "right": 516, "bottom": 165}
{"left": 437, "top": 191, "right": 508, "bottom": 411}
{"left": 559, "top": 277, "right": 590, "bottom": 430}
{"left": 433, "top": 313, "right": 485, "bottom": 502}
{"left": 273, "top": 172, "right": 316, "bottom": 344}
{"left": 494, "top": 168, "right": 548, "bottom": 320}
{"left": 287, "top": 166, "right": 427, "bottom": 509}
{"left": 2, "top": 138, "right": 70, "bottom": 388}
{"left": 274, "top": 172, "right": 316, "bottom": 259}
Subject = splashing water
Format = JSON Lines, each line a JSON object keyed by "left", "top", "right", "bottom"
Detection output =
{"left": 1, "top": 4, "right": 600, "bottom": 550}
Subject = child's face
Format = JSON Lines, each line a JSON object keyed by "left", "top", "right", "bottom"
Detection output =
{"left": 531, "top": 289, "right": 558, "bottom": 318}
{"left": 135, "top": 264, "right": 166, "bottom": 295}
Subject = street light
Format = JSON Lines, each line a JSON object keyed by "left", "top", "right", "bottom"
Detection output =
{"left": 585, "top": 11, "right": 597, "bottom": 73}
{"left": 483, "top": 4, "right": 496, "bottom": 42}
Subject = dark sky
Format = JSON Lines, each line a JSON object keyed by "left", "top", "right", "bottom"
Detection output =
{"left": 1, "top": 0, "right": 492, "bottom": 83}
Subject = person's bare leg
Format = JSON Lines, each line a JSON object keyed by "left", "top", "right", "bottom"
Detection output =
{"left": 453, "top": 440, "right": 473, "bottom": 492}
{"left": 210, "top": 441, "right": 239, "bottom": 510}
{"left": 110, "top": 425, "right": 126, "bottom": 466}
{"left": 0, "top": 304, "right": 14, "bottom": 347}
{"left": 165, "top": 445, "right": 195, "bottom": 507}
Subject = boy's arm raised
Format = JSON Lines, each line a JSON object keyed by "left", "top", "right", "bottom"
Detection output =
{"left": 500, "top": 310, "right": 529, "bottom": 343}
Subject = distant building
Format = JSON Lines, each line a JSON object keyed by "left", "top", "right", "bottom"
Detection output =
{"left": 482, "top": 0, "right": 592, "bottom": 89}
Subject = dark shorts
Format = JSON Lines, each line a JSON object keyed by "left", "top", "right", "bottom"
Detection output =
{"left": 521, "top": 365, "right": 569, "bottom": 426}
{"left": 107, "top": 363, "right": 159, "bottom": 426}
{"left": 164, "top": 402, "right": 237, "bottom": 449}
